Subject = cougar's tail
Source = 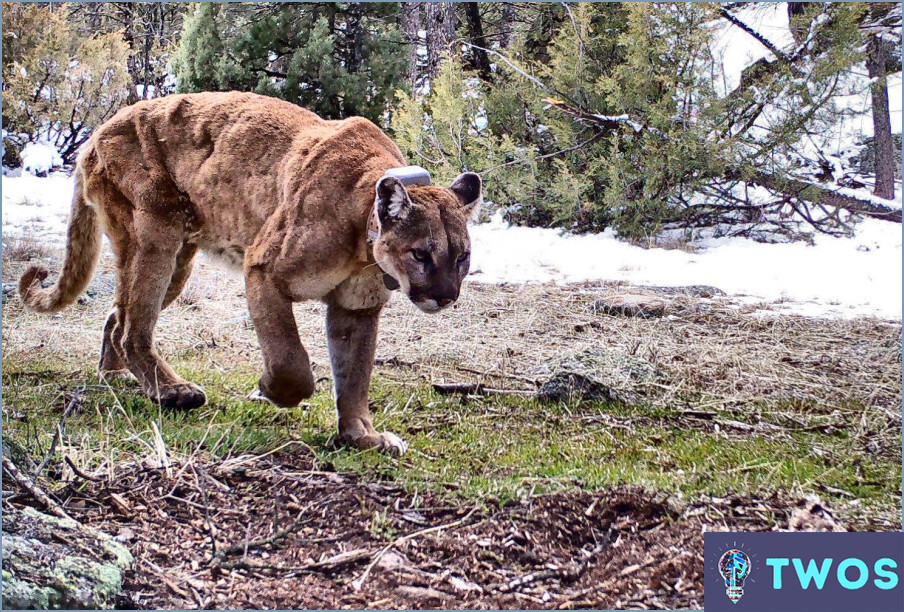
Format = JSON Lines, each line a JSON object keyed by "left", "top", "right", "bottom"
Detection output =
{"left": 19, "top": 172, "right": 102, "bottom": 313}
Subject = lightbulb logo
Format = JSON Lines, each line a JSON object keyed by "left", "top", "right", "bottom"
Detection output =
{"left": 718, "top": 549, "right": 752, "bottom": 604}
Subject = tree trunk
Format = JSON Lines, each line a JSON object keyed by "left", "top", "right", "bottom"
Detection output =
{"left": 345, "top": 3, "right": 364, "bottom": 75}
{"left": 425, "top": 2, "right": 456, "bottom": 77}
{"left": 118, "top": 2, "right": 139, "bottom": 105}
{"left": 866, "top": 35, "right": 896, "bottom": 200}
{"left": 401, "top": 2, "right": 421, "bottom": 88}
{"left": 464, "top": 2, "right": 492, "bottom": 82}
{"left": 500, "top": 2, "right": 515, "bottom": 49}
{"left": 787, "top": 2, "right": 811, "bottom": 47}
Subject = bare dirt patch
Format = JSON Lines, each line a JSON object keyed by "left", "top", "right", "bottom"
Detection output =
{"left": 44, "top": 450, "right": 862, "bottom": 611}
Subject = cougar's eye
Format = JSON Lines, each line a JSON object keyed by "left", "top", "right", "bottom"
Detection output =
{"left": 411, "top": 249, "right": 431, "bottom": 263}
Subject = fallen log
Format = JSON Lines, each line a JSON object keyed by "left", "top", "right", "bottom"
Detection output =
{"left": 729, "top": 168, "right": 902, "bottom": 223}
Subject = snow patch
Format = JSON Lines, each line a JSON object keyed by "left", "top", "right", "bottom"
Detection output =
{"left": 20, "top": 141, "right": 63, "bottom": 176}
{"left": 2, "top": 172, "right": 74, "bottom": 240}
{"left": 469, "top": 211, "right": 902, "bottom": 320}
{"left": 2, "top": 174, "right": 900, "bottom": 321}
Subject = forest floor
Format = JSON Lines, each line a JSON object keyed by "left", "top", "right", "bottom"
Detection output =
{"left": 2, "top": 243, "right": 901, "bottom": 609}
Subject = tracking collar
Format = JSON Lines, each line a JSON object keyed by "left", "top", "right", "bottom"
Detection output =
{"left": 368, "top": 166, "right": 432, "bottom": 291}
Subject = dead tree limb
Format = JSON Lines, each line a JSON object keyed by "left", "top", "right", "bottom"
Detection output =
{"left": 549, "top": 94, "right": 901, "bottom": 224}
{"left": 730, "top": 168, "right": 903, "bottom": 223}
{"left": 719, "top": 7, "right": 790, "bottom": 62}
{"left": 2, "top": 455, "right": 73, "bottom": 520}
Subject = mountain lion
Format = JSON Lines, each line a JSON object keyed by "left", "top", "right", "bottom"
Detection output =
{"left": 19, "top": 92, "right": 482, "bottom": 455}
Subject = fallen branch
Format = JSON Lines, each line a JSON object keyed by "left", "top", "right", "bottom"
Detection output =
{"left": 730, "top": 168, "right": 902, "bottom": 223}
{"left": 220, "top": 548, "right": 373, "bottom": 575}
{"left": 34, "top": 390, "right": 83, "bottom": 478}
{"left": 2, "top": 455, "right": 72, "bottom": 520}
{"left": 542, "top": 86, "right": 900, "bottom": 229}
{"left": 432, "top": 382, "right": 534, "bottom": 397}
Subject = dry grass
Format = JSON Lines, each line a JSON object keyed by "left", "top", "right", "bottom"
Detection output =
{"left": 2, "top": 249, "right": 900, "bottom": 418}
{"left": 2, "top": 233, "right": 54, "bottom": 264}
{"left": 2, "top": 246, "right": 901, "bottom": 531}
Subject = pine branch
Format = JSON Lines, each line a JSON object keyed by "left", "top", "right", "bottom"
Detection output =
{"left": 718, "top": 8, "right": 790, "bottom": 63}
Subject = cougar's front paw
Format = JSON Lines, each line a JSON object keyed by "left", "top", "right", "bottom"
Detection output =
{"left": 343, "top": 430, "right": 409, "bottom": 456}
{"left": 154, "top": 382, "right": 207, "bottom": 410}
{"left": 258, "top": 372, "right": 315, "bottom": 408}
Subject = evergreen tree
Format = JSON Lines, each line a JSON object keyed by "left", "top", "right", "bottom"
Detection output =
{"left": 172, "top": 2, "right": 408, "bottom": 123}
{"left": 395, "top": 2, "right": 889, "bottom": 237}
{"left": 2, "top": 3, "right": 131, "bottom": 165}
{"left": 66, "top": 2, "right": 184, "bottom": 102}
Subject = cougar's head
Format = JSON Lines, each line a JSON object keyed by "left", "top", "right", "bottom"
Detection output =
{"left": 373, "top": 173, "right": 482, "bottom": 313}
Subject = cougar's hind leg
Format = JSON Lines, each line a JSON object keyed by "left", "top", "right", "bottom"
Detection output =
{"left": 119, "top": 212, "right": 206, "bottom": 409}
{"left": 99, "top": 243, "right": 196, "bottom": 380}
{"left": 96, "top": 181, "right": 134, "bottom": 381}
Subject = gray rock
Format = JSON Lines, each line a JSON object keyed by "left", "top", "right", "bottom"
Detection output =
{"left": 639, "top": 285, "right": 725, "bottom": 298}
{"left": 592, "top": 294, "right": 668, "bottom": 318}
{"left": 536, "top": 348, "right": 666, "bottom": 405}
{"left": 1, "top": 283, "right": 16, "bottom": 302}
{"left": 2, "top": 506, "right": 133, "bottom": 610}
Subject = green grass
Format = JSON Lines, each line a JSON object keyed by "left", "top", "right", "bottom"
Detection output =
{"left": 2, "top": 354, "right": 900, "bottom": 520}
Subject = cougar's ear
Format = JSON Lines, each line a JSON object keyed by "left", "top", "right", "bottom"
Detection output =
{"left": 375, "top": 176, "right": 411, "bottom": 228}
{"left": 450, "top": 172, "right": 482, "bottom": 219}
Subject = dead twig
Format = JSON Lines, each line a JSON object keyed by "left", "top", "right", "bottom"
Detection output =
{"left": 64, "top": 455, "right": 103, "bottom": 482}
{"left": 193, "top": 464, "right": 218, "bottom": 558}
{"left": 211, "top": 503, "right": 314, "bottom": 566}
{"left": 432, "top": 382, "right": 534, "bottom": 397}
{"left": 2, "top": 454, "right": 72, "bottom": 520}
{"left": 220, "top": 548, "right": 373, "bottom": 575}
{"left": 33, "top": 389, "right": 82, "bottom": 478}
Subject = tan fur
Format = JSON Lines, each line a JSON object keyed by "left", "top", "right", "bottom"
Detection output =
{"left": 19, "top": 169, "right": 103, "bottom": 313}
{"left": 18, "top": 92, "right": 481, "bottom": 453}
